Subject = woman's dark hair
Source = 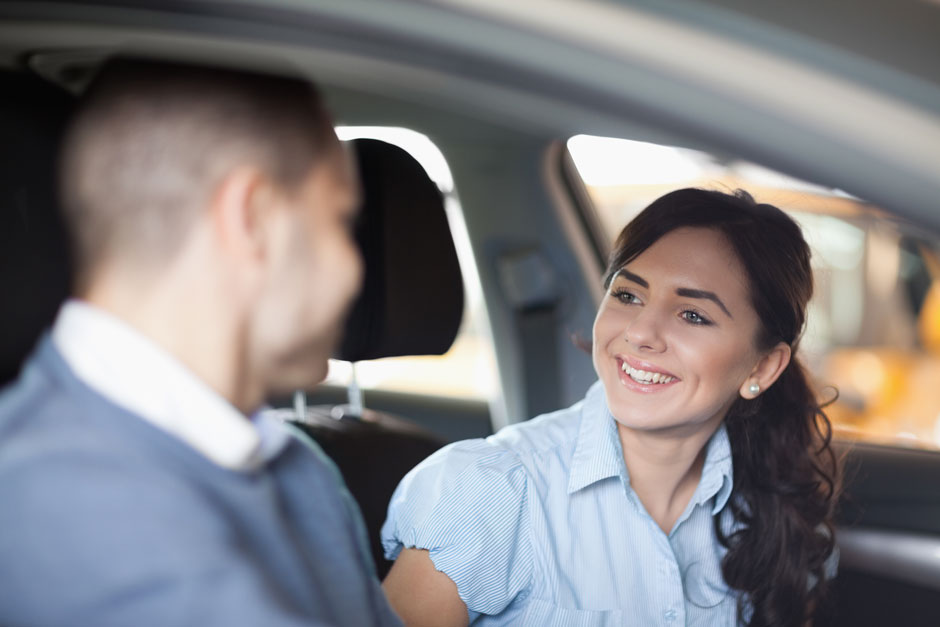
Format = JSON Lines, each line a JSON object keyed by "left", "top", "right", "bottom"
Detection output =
{"left": 605, "top": 188, "right": 839, "bottom": 626}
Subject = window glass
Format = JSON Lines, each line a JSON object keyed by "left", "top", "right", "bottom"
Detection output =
{"left": 567, "top": 134, "right": 940, "bottom": 450}
{"left": 325, "top": 127, "right": 500, "bottom": 404}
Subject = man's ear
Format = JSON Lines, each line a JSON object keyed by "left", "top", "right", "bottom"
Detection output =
{"left": 209, "top": 166, "right": 273, "bottom": 263}
{"left": 739, "top": 342, "right": 792, "bottom": 399}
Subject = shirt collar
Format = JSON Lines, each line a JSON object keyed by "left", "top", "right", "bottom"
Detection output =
{"left": 567, "top": 381, "right": 625, "bottom": 494}
{"left": 567, "top": 380, "right": 735, "bottom": 514}
{"left": 53, "top": 300, "right": 290, "bottom": 472}
{"left": 249, "top": 409, "right": 295, "bottom": 467}
{"left": 697, "top": 423, "right": 734, "bottom": 515}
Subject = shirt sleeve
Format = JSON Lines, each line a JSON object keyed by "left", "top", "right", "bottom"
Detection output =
{"left": 381, "top": 439, "right": 533, "bottom": 617}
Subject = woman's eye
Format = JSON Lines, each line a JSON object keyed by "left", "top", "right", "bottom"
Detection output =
{"left": 681, "top": 310, "right": 712, "bottom": 326}
{"left": 612, "top": 289, "right": 640, "bottom": 304}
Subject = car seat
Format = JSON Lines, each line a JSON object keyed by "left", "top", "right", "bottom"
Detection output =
{"left": 0, "top": 71, "right": 73, "bottom": 387}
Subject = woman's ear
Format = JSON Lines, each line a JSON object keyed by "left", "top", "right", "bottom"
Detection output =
{"left": 740, "top": 342, "right": 792, "bottom": 399}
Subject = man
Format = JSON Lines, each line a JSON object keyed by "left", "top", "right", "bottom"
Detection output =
{"left": 0, "top": 58, "right": 402, "bottom": 626}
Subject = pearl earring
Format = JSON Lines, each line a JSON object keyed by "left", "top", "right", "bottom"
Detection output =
{"left": 748, "top": 382, "right": 760, "bottom": 396}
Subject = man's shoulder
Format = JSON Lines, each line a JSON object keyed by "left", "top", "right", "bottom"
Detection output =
{"left": 0, "top": 345, "right": 236, "bottom": 544}
{"left": 0, "top": 349, "right": 98, "bottom": 460}
{"left": 1, "top": 345, "right": 154, "bottom": 471}
{"left": 0, "top": 365, "right": 245, "bottom": 624}
{"left": 0, "top": 366, "right": 218, "bottom": 529}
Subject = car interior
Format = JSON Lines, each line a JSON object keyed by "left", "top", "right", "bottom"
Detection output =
{"left": 2, "top": 1, "right": 940, "bottom": 624}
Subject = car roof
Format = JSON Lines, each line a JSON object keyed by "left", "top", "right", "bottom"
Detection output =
{"left": 1, "top": 0, "right": 939, "bottom": 229}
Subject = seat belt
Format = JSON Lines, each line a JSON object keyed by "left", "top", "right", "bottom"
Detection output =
{"left": 497, "top": 247, "right": 563, "bottom": 419}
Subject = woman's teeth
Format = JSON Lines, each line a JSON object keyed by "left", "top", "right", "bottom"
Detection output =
{"left": 621, "top": 362, "right": 675, "bottom": 385}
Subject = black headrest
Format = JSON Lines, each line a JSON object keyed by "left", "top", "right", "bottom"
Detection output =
{"left": 338, "top": 139, "right": 464, "bottom": 362}
{"left": 0, "top": 72, "right": 74, "bottom": 387}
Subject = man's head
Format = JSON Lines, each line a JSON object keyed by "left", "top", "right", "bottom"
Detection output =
{"left": 60, "top": 58, "right": 362, "bottom": 405}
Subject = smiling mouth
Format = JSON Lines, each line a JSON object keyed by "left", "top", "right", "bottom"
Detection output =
{"left": 620, "top": 360, "right": 677, "bottom": 385}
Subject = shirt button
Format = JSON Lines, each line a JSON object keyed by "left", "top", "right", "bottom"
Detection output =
{"left": 664, "top": 609, "right": 678, "bottom": 622}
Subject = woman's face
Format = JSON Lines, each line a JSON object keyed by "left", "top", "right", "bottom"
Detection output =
{"left": 592, "top": 226, "right": 765, "bottom": 436}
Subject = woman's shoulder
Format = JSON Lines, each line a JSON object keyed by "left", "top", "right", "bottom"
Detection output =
{"left": 383, "top": 384, "right": 601, "bottom": 528}
{"left": 488, "top": 381, "right": 602, "bottom": 463}
{"left": 405, "top": 435, "right": 527, "bottom": 489}
{"left": 395, "top": 385, "right": 595, "bottom": 486}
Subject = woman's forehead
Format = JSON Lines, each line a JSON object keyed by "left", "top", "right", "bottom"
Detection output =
{"left": 616, "top": 228, "right": 751, "bottom": 296}
{"left": 627, "top": 228, "right": 740, "bottom": 271}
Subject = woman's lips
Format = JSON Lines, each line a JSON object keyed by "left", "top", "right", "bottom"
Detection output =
{"left": 616, "top": 356, "right": 680, "bottom": 392}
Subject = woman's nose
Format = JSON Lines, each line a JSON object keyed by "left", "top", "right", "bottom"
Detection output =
{"left": 624, "top": 306, "right": 666, "bottom": 352}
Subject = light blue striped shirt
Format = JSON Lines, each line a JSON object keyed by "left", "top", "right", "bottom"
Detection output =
{"left": 382, "top": 380, "right": 741, "bottom": 626}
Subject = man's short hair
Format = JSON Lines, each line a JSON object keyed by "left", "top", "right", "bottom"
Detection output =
{"left": 60, "top": 57, "right": 336, "bottom": 285}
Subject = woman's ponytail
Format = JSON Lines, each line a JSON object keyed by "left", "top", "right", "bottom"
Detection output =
{"left": 718, "top": 358, "right": 838, "bottom": 626}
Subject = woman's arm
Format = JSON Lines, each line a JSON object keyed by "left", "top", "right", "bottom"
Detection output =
{"left": 383, "top": 548, "right": 469, "bottom": 627}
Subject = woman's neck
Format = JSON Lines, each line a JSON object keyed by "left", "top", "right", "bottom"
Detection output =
{"left": 617, "top": 420, "right": 721, "bottom": 535}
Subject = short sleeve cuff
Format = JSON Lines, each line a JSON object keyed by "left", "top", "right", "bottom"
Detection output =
{"left": 380, "top": 440, "right": 533, "bottom": 616}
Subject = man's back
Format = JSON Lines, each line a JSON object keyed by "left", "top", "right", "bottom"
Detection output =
{"left": 0, "top": 57, "right": 397, "bottom": 625}
{"left": 0, "top": 337, "right": 400, "bottom": 626}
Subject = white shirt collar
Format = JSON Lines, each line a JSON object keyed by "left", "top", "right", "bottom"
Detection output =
{"left": 52, "top": 299, "right": 289, "bottom": 472}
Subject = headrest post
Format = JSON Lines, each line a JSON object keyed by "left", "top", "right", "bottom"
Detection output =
{"left": 293, "top": 390, "right": 307, "bottom": 422}
{"left": 347, "top": 364, "right": 364, "bottom": 417}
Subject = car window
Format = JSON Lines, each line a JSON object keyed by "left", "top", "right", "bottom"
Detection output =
{"left": 567, "top": 134, "right": 940, "bottom": 450}
{"left": 326, "top": 126, "right": 501, "bottom": 405}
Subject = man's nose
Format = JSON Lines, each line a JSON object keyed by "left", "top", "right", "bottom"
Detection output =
{"left": 624, "top": 305, "right": 666, "bottom": 352}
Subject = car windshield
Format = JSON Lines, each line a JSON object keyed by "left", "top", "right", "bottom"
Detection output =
{"left": 568, "top": 134, "right": 940, "bottom": 450}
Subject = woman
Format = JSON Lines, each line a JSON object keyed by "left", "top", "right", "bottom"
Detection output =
{"left": 381, "top": 188, "right": 839, "bottom": 626}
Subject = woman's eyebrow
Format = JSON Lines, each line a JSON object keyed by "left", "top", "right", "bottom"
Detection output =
{"left": 616, "top": 269, "right": 733, "bottom": 319}
{"left": 616, "top": 269, "right": 648, "bottom": 288}
{"left": 675, "top": 288, "right": 733, "bottom": 319}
